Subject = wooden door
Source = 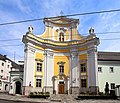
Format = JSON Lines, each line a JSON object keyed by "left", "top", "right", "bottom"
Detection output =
{"left": 58, "top": 83, "right": 64, "bottom": 94}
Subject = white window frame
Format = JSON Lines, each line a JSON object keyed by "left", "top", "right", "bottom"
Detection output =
{"left": 36, "top": 62, "right": 42, "bottom": 72}
{"left": 36, "top": 78, "right": 42, "bottom": 87}
{"left": 81, "top": 63, "right": 86, "bottom": 72}
{"left": 111, "top": 83, "right": 115, "bottom": 89}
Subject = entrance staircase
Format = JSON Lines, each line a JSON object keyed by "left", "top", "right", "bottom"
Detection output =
{"left": 50, "top": 94, "right": 77, "bottom": 103}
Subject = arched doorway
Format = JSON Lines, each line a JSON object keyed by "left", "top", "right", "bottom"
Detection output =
{"left": 5, "top": 84, "right": 8, "bottom": 91}
{"left": 15, "top": 81, "right": 21, "bottom": 94}
{"left": 52, "top": 74, "right": 69, "bottom": 94}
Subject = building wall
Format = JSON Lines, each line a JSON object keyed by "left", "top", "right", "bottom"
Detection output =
{"left": 0, "top": 59, "right": 12, "bottom": 92}
{"left": 54, "top": 56, "right": 69, "bottom": 76}
{"left": 9, "top": 70, "right": 23, "bottom": 94}
{"left": 98, "top": 61, "right": 120, "bottom": 93}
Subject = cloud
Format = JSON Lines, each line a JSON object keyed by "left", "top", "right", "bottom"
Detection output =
{"left": 93, "top": 12, "right": 120, "bottom": 51}
{"left": 1, "top": 0, "right": 120, "bottom": 62}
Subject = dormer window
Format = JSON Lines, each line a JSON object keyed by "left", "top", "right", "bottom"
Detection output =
{"left": 59, "top": 32, "right": 64, "bottom": 42}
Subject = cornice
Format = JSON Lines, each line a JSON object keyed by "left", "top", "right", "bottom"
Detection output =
{"left": 43, "top": 17, "right": 79, "bottom": 28}
{"left": 22, "top": 34, "right": 99, "bottom": 51}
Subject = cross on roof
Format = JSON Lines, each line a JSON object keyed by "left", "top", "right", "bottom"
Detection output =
{"left": 60, "top": 11, "right": 64, "bottom": 16}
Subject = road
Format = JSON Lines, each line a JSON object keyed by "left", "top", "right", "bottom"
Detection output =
{"left": 0, "top": 99, "right": 46, "bottom": 103}
{"left": 0, "top": 100, "right": 25, "bottom": 103}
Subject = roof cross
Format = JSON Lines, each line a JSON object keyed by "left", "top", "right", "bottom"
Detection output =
{"left": 60, "top": 11, "right": 64, "bottom": 16}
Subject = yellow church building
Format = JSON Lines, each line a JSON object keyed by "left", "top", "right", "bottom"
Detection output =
{"left": 22, "top": 16, "right": 99, "bottom": 95}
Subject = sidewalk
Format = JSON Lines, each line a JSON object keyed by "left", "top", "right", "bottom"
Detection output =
{"left": 0, "top": 93, "right": 53, "bottom": 103}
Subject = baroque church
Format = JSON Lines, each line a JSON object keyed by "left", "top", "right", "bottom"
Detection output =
{"left": 22, "top": 16, "right": 100, "bottom": 95}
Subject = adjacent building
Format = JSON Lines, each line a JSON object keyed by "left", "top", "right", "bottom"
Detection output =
{"left": 0, "top": 54, "right": 24, "bottom": 94}
{"left": 98, "top": 52, "right": 120, "bottom": 93}
{"left": 9, "top": 62, "right": 23, "bottom": 94}
{"left": 0, "top": 54, "right": 12, "bottom": 92}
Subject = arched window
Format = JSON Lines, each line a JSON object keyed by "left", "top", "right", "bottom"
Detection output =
{"left": 59, "top": 32, "right": 64, "bottom": 42}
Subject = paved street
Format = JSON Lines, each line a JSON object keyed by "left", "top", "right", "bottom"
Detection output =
{"left": 0, "top": 100, "right": 27, "bottom": 103}
{"left": 0, "top": 99, "right": 50, "bottom": 103}
{"left": 0, "top": 93, "right": 120, "bottom": 103}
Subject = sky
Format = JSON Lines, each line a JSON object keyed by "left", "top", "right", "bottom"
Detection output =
{"left": 0, "top": 0, "right": 120, "bottom": 62}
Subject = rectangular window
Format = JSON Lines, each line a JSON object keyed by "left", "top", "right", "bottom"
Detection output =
{"left": 7, "top": 76, "right": 9, "bottom": 80}
{"left": 111, "top": 83, "right": 115, "bottom": 89}
{"left": 59, "top": 65, "right": 64, "bottom": 74}
{"left": 37, "top": 63, "right": 42, "bottom": 72}
{"left": 81, "top": 63, "right": 86, "bottom": 72}
{"left": 110, "top": 67, "right": 114, "bottom": 73}
{"left": 1, "top": 70, "right": 3, "bottom": 73}
{"left": 36, "top": 79, "right": 42, "bottom": 87}
{"left": 8, "top": 65, "right": 9, "bottom": 68}
{"left": 98, "top": 67, "right": 102, "bottom": 72}
{"left": 0, "top": 82, "right": 2, "bottom": 87}
{"left": 2, "top": 63, "right": 4, "bottom": 66}
{"left": 81, "top": 79, "right": 87, "bottom": 87}
{"left": 0, "top": 76, "right": 3, "bottom": 79}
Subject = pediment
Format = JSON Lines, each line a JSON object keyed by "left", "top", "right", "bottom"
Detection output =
{"left": 44, "top": 16, "right": 79, "bottom": 25}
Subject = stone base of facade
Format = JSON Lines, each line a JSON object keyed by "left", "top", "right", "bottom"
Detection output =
{"left": 23, "top": 86, "right": 33, "bottom": 96}
{"left": 43, "top": 86, "right": 53, "bottom": 94}
{"left": 79, "top": 86, "right": 99, "bottom": 94}
{"left": 69, "top": 86, "right": 79, "bottom": 95}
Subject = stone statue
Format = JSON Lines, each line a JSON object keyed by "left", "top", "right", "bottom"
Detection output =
{"left": 89, "top": 27, "right": 94, "bottom": 35}
{"left": 28, "top": 25, "right": 33, "bottom": 33}
{"left": 105, "top": 82, "right": 109, "bottom": 95}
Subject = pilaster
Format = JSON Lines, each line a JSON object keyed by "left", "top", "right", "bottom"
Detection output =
{"left": 23, "top": 42, "right": 35, "bottom": 95}
{"left": 69, "top": 48, "right": 79, "bottom": 94}
{"left": 87, "top": 45, "right": 98, "bottom": 87}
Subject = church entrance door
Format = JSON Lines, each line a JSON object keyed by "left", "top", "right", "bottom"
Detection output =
{"left": 58, "top": 82, "right": 64, "bottom": 94}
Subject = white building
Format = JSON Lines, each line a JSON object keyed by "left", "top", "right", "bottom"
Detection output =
{"left": 9, "top": 62, "right": 23, "bottom": 95}
{"left": 98, "top": 52, "right": 120, "bottom": 93}
{"left": 0, "top": 54, "right": 12, "bottom": 92}
{"left": 0, "top": 54, "right": 24, "bottom": 94}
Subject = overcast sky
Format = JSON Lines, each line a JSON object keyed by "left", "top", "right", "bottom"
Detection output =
{"left": 0, "top": 0, "right": 120, "bottom": 62}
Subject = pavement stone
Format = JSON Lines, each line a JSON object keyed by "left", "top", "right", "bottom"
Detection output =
{"left": 0, "top": 93, "right": 120, "bottom": 103}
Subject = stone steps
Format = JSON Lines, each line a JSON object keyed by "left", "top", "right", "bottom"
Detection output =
{"left": 50, "top": 94, "right": 77, "bottom": 103}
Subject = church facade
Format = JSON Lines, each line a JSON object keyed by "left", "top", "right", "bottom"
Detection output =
{"left": 22, "top": 16, "right": 100, "bottom": 95}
